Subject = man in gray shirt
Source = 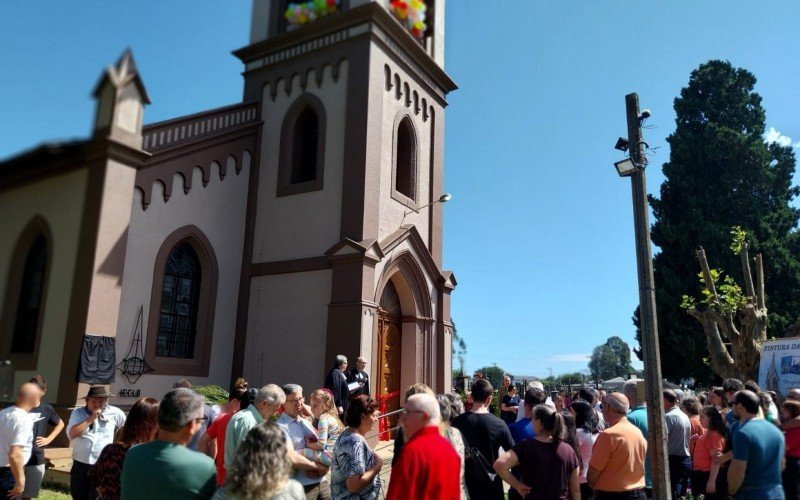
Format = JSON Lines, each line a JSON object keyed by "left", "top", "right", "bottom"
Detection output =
{"left": 663, "top": 389, "right": 691, "bottom": 497}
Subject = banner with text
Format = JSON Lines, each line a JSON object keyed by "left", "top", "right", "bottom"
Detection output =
{"left": 758, "top": 337, "right": 800, "bottom": 397}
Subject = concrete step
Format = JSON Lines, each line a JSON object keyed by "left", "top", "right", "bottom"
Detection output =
{"left": 43, "top": 448, "right": 72, "bottom": 490}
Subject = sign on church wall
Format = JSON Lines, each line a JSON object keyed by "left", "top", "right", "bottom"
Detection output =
{"left": 758, "top": 337, "right": 800, "bottom": 396}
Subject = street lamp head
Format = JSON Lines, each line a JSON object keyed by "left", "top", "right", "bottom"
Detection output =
{"left": 614, "top": 137, "right": 629, "bottom": 151}
{"left": 438, "top": 193, "right": 452, "bottom": 203}
{"left": 614, "top": 158, "right": 639, "bottom": 177}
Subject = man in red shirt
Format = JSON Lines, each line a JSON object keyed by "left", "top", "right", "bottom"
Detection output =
{"left": 197, "top": 388, "right": 244, "bottom": 486}
{"left": 387, "top": 393, "right": 460, "bottom": 500}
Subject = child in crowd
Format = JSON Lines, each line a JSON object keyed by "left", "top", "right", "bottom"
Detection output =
{"left": 302, "top": 388, "right": 344, "bottom": 467}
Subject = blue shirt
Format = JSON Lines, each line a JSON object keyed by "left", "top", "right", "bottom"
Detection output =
{"left": 732, "top": 418, "right": 784, "bottom": 499}
{"left": 627, "top": 406, "right": 652, "bottom": 488}
{"left": 277, "top": 413, "right": 320, "bottom": 487}
{"left": 508, "top": 417, "right": 535, "bottom": 444}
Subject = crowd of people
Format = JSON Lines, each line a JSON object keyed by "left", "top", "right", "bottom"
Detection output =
{"left": 1, "top": 362, "right": 799, "bottom": 499}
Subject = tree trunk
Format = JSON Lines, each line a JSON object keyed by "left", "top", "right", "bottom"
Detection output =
{"left": 685, "top": 246, "right": 768, "bottom": 381}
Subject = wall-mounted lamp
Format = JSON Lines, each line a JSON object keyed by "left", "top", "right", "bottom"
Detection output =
{"left": 404, "top": 193, "right": 452, "bottom": 216}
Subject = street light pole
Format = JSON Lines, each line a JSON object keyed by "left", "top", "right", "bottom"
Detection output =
{"left": 624, "top": 92, "right": 671, "bottom": 499}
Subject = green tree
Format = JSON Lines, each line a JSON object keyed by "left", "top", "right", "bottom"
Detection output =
{"left": 636, "top": 60, "right": 800, "bottom": 382}
{"left": 589, "top": 337, "right": 635, "bottom": 381}
{"left": 475, "top": 365, "right": 506, "bottom": 390}
{"left": 589, "top": 345, "right": 617, "bottom": 381}
{"left": 605, "top": 336, "right": 635, "bottom": 377}
{"left": 557, "top": 371, "right": 587, "bottom": 389}
{"left": 451, "top": 318, "right": 467, "bottom": 377}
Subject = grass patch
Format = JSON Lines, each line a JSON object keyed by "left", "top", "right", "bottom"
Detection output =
{"left": 39, "top": 486, "right": 71, "bottom": 500}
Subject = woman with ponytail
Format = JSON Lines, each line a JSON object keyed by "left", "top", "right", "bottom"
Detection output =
{"left": 494, "top": 405, "right": 581, "bottom": 499}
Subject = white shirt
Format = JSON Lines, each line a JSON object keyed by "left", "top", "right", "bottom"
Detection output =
{"left": 576, "top": 428, "right": 598, "bottom": 483}
{"left": 0, "top": 406, "right": 33, "bottom": 467}
{"left": 66, "top": 405, "right": 126, "bottom": 464}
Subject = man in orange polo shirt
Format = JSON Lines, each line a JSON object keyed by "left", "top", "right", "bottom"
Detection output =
{"left": 588, "top": 393, "right": 647, "bottom": 500}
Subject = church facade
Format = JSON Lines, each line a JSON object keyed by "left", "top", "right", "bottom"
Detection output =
{"left": 0, "top": 0, "right": 456, "bottom": 415}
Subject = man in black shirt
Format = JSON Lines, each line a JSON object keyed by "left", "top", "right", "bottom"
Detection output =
{"left": 453, "top": 378, "right": 515, "bottom": 500}
{"left": 346, "top": 357, "right": 370, "bottom": 398}
{"left": 24, "top": 375, "right": 64, "bottom": 500}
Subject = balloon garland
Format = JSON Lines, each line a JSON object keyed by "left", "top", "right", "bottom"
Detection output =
{"left": 285, "top": 0, "right": 340, "bottom": 26}
{"left": 390, "top": 0, "right": 428, "bottom": 39}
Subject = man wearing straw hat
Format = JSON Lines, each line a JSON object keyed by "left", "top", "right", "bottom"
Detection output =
{"left": 66, "top": 386, "right": 126, "bottom": 500}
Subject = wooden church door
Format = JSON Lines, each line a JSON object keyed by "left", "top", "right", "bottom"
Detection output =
{"left": 377, "top": 281, "right": 402, "bottom": 436}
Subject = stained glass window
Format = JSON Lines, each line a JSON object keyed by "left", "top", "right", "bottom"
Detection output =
{"left": 11, "top": 235, "right": 47, "bottom": 353}
{"left": 156, "top": 243, "right": 201, "bottom": 358}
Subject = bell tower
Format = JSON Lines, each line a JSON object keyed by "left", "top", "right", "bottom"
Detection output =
{"left": 233, "top": 0, "right": 457, "bottom": 393}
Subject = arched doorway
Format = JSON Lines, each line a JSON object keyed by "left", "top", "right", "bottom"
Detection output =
{"left": 377, "top": 281, "right": 402, "bottom": 436}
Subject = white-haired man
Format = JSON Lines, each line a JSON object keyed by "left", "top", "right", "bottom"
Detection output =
{"left": 387, "top": 394, "right": 460, "bottom": 500}
{"left": 224, "top": 384, "right": 285, "bottom": 469}
{"left": 516, "top": 380, "right": 555, "bottom": 422}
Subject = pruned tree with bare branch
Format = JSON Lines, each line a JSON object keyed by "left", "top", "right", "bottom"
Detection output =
{"left": 681, "top": 227, "right": 768, "bottom": 380}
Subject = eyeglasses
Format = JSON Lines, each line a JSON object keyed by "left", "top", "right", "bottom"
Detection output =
{"left": 287, "top": 397, "right": 305, "bottom": 405}
{"left": 402, "top": 408, "right": 426, "bottom": 416}
{"left": 194, "top": 417, "right": 207, "bottom": 425}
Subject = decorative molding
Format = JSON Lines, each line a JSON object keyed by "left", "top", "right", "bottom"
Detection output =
{"left": 142, "top": 102, "right": 258, "bottom": 153}
{"left": 263, "top": 59, "right": 348, "bottom": 102}
{"left": 234, "top": 3, "right": 456, "bottom": 102}
{"left": 135, "top": 106, "right": 259, "bottom": 210}
{"left": 135, "top": 148, "right": 252, "bottom": 210}
{"left": 384, "top": 65, "right": 430, "bottom": 122}
{"left": 250, "top": 256, "right": 331, "bottom": 276}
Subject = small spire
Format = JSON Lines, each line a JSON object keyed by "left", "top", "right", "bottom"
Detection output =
{"left": 91, "top": 48, "right": 150, "bottom": 147}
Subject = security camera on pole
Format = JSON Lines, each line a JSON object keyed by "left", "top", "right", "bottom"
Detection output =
{"left": 613, "top": 93, "right": 671, "bottom": 499}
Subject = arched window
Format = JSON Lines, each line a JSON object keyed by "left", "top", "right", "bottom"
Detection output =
{"left": 2, "top": 217, "right": 51, "bottom": 369}
{"left": 11, "top": 235, "right": 47, "bottom": 354}
{"left": 291, "top": 108, "right": 319, "bottom": 184}
{"left": 145, "top": 226, "right": 218, "bottom": 376}
{"left": 278, "top": 95, "right": 327, "bottom": 197}
{"left": 156, "top": 243, "right": 201, "bottom": 358}
{"left": 395, "top": 117, "right": 416, "bottom": 200}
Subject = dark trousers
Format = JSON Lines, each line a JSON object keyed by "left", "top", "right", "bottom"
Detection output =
{"left": 668, "top": 455, "right": 691, "bottom": 496}
{"left": 784, "top": 456, "right": 800, "bottom": 500}
{"left": 580, "top": 482, "right": 593, "bottom": 500}
{"left": 593, "top": 490, "right": 647, "bottom": 500}
{"left": 70, "top": 460, "right": 97, "bottom": 500}
{"left": 0, "top": 467, "right": 16, "bottom": 498}
{"left": 690, "top": 469, "right": 727, "bottom": 499}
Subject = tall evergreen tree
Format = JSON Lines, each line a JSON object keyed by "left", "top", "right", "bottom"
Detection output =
{"left": 638, "top": 60, "right": 800, "bottom": 382}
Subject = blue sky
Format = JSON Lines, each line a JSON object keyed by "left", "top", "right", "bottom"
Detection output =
{"left": 2, "top": 2, "right": 799, "bottom": 379}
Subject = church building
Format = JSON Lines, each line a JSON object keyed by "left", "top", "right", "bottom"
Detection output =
{"left": 0, "top": 0, "right": 457, "bottom": 416}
